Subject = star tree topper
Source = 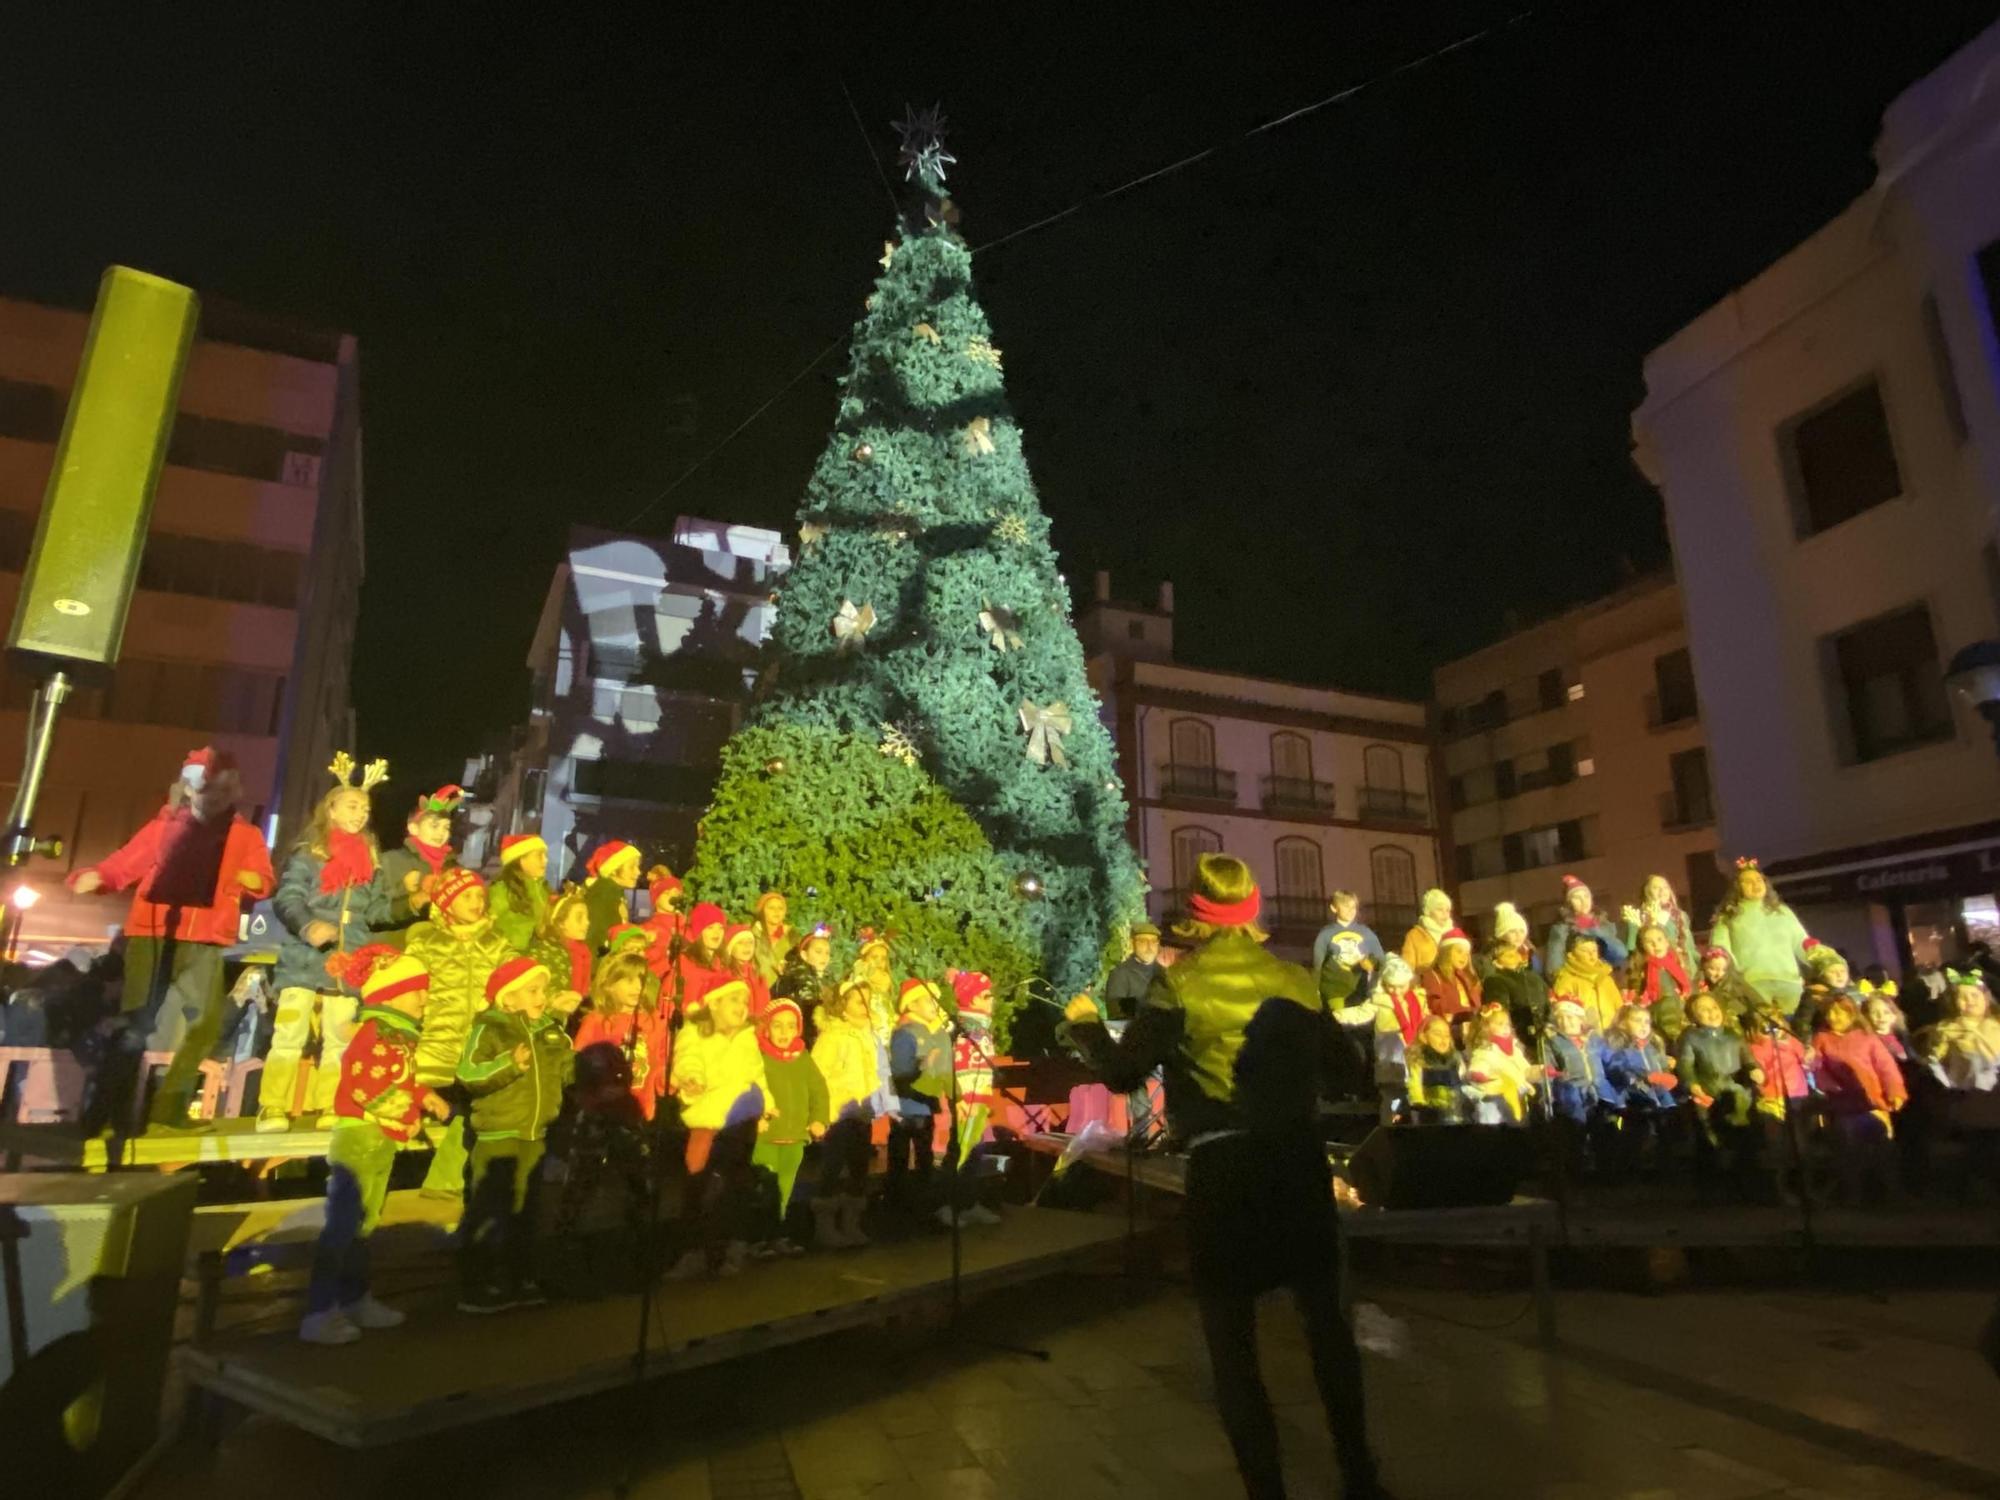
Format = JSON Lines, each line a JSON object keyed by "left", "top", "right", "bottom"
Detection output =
{"left": 892, "top": 103, "right": 957, "bottom": 195}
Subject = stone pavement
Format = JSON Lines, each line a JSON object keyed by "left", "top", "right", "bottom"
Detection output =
{"left": 144, "top": 1275, "right": 2000, "bottom": 1499}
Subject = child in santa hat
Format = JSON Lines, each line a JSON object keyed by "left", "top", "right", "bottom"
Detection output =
{"left": 809, "top": 980, "right": 881, "bottom": 1247}
{"left": 940, "top": 971, "right": 1003, "bottom": 1228}
{"left": 637, "top": 868, "right": 685, "bottom": 980}
{"left": 489, "top": 834, "right": 551, "bottom": 953}
{"left": 406, "top": 868, "right": 518, "bottom": 1197}
{"left": 677, "top": 902, "right": 731, "bottom": 1017}
{"left": 299, "top": 945, "right": 451, "bottom": 1345}
{"left": 379, "top": 785, "right": 464, "bottom": 948}
{"left": 887, "top": 977, "right": 951, "bottom": 1210}
{"left": 1545, "top": 874, "right": 1628, "bottom": 971}
{"left": 723, "top": 922, "right": 773, "bottom": 1018}
{"left": 455, "top": 956, "right": 576, "bottom": 1312}
{"left": 582, "top": 841, "right": 643, "bottom": 951}
{"left": 749, "top": 999, "right": 828, "bottom": 1255}
{"left": 1463, "top": 1003, "right": 1536, "bottom": 1124}
{"left": 1419, "top": 928, "right": 1482, "bottom": 1033}
{"left": 532, "top": 888, "right": 596, "bottom": 1009}
{"left": 668, "top": 977, "right": 774, "bottom": 1278}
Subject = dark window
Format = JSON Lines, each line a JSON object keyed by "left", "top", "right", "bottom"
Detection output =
{"left": 1668, "top": 747, "right": 1714, "bottom": 827}
{"left": 571, "top": 757, "right": 719, "bottom": 806}
{"left": 1448, "top": 775, "right": 1468, "bottom": 812}
{"left": 1168, "top": 717, "right": 1215, "bottom": 770}
{"left": 1557, "top": 819, "right": 1586, "bottom": 862}
{"left": 1826, "top": 604, "right": 1954, "bottom": 763}
{"left": 1537, "top": 668, "right": 1564, "bottom": 711}
{"left": 1501, "top": 832, "right": 1524, "bottom": 874}
{"left": 1170, "top": 825, "right": 1223, "bottom": 891}
{"left": 1439, "top": 706, "right": 1459, "bottom": 737}
{"left": 1369, "top": 845, "right": 1418, "bottom": 912}
{"left": 0, "top": 508, "right": 35, "bottom": 572}
{"left": 1493, "top": 759, "right": 1518, "bottom": 800}
{"left": 1455, "top": 843, "right": 1477, "bottom": 882}
{"left": 1921, "top": 292, "right": 1968, "bottom": 446}
{"left": 1547, "top": 742, "right": 1575, "bottom": 783}
{"left": 167, "top": 411, "right": 325, "bottom": 485}
{"left": 1652, "top": 648, "right": 1699, "bottom": 725}
{"left": 1782, "top": 379, "right": 1902, "bottom": 536}
{"left": 1362, "top": 743, "right": 1403, "bottom": 792}
{"left": 1981, "top": 241, "right": 2000, "bottom": 357}
{"left": 1126, "top": 618, "right": 1145, "bottom": 640}
{"left": 1273, "top": 837, "right": 1325, "bottom": 901}
{"left": 0, "top": 378, "right": 65, "bottom": 443}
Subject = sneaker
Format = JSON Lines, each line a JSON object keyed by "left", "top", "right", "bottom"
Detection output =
{"left": 773, "top": 1237, "right": 807, "bottom": 1257}
{"left": 664, "top": 1248, "right": 709, "bottom": 1281}
{"left": 718, "top": 1241, "right": 748, "bottom": 1277}
{"left": 961, "top": 1203, "right": 1002, "bottom": 1226}
{"left": 933, "top": 1204, "right": 961, "bottom": 1229}
{"left": 255, "top": 1110, "right": 293, "bottom": 1135}
{"left": 512, "top": 1279, "right": 549, "bottom": 1308}
{"left": 344, "top": 1294, "right": 405, "bottom": 1330}
{"left": 298, "top": 1308, "right": 361, "bottom": 1345}
{"left": 746, "top": 1240, "right": 780, "bottom": 1260}
{"left": 457, "top": 1284, "right": 512, "bottom": 1315}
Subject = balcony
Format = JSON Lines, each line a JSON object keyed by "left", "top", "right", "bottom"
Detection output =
{"left": 1658, "top": 789, "right": 1715, "bottom": 833}
{"left": 1645, "top": 690, "right": 1699, "bottom": 731}
{"left": 1357, "top": 786, "right": 1429, "bottom": 825}
{"left": 1266, "top": 894, "right": 1328, "bottom": 934}
{"left": 1365, "top": 903, "right": 1418, "bottom": 937}
{"left": 1158, "top": 762, "right": 1237, "bottom": 804}
{"left": 1260, "top": 774, "right": 1338, "bottom": 815}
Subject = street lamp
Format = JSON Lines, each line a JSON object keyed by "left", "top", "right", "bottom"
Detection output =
{"left": 1945, "top": 640, "right": 2000, "bottom": 755}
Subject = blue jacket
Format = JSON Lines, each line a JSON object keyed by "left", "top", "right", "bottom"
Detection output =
{"left": 1601, "top": 1034, "right": 1677, "bottom": 1109}
{"left": 1547, "top": 1032, "right": 1618, "bottom": 1122}
{"left": 889, "top": 1017, "right": 951, "bottom": 1119}
{"left": 1312, "top": 918, "right": 1385, "bottom": 974}
{"left": 271, "top": 846, "right": 401, "bottom": 995}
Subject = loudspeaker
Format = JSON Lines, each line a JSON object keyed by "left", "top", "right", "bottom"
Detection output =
{"left": 0, "top": 1173, "right": 196, "bottom": 1496}
{"left": 1346, "top": 1125, "right": 1531, "bottom": 1211}
{"left": 6, "top": 266, "right": 199, "bottom": 682}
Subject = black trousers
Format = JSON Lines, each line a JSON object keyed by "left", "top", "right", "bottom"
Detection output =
{"left": 1185, "top": 1130, "right": 1378, "bottom": 1500}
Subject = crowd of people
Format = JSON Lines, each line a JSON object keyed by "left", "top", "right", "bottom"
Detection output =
{"left": 52, "top": 749, "right": 1010, "bottom": 1347}
{"left": 1305, "top": 867, "right": 2000, "bottom": 1202}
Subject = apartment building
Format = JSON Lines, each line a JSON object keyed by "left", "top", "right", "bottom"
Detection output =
{"left": 1631, "top": 20, "right": 2000, "bottom": 969}
{"left": 1434, "top": 574, "right": 1724, "bottom": 937}
{"left": 0, "top": 294, "right": 362, "bottom": 949}
{"left": 1080, "top": 574, "right": 1441, "bottom": 963}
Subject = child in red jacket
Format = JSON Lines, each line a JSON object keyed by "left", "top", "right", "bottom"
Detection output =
{"left": 1814, "top": 996, "right": 1906, "bottom": 1202}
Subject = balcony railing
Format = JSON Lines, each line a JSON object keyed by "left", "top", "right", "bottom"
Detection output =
{"left": 1357, "top": 786, "right": 1429, "bottom": 824}
{"left": 1266, "top": 894, "right": 1329, "bottom": 933}
{"left": 1261, "top": 774, "right": 1338, "bottom": 814}
{"left": 1659, "top": 789, "right": 1715, "bottom": 832}
{"left": 1365, "top": 903, "right": 1418, "bottom": 937}
{"left": 1158, "top": 762, "right": 1237, "bottom": 803}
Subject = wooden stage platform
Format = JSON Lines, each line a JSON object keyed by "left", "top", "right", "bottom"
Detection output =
{"left": 0, "top": 1116, "right": 446, "bottom": 1172}
{"left": 177, "top": 1204, "right": 1140, "bottom": 1448}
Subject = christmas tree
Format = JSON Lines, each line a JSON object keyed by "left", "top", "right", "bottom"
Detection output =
{"left": 691, "top": 109, "right": 1144, "bottom": 1048}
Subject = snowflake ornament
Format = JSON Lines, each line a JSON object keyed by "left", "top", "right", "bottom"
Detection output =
{"left": 831, "top": 598, "right": 876, "bottom": 650}
{"left": 961, "top": 416, "right": 996, "bottom": 457}
{"left": 964, "top": 337, "right": 1002, "bottom": 370}
{"left": 992, "top": 512, "right": 1029, "bottom": 545}
{"left": 877, "top": 721, "right": 920, "bottom": 768}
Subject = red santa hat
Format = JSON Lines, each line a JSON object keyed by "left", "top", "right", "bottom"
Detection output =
{"left": 951, "top": 970, "right": 994, "bottom": 1018}
{"left": 486, "top": 955, "right": 548, "bottom": 1005}
{"left": 898, "top": 976, "right": 942, "bottom": 1014}
{"left": 429, "top": 867, "right": 485, "bottom": 919}
{"left": 1439, "top": 927, "right": 1473, "bottom": 950}
{"left": 648, "top": 871, "right": 683, "bottom": 903}
{"left": 181, "top": 745, "right": 237, "bottom": 786}
{"left": 499, "top": 833, "right": 546, "bottom": 867}
{"left": 703, "top": 978, "right": 752, "bottom": 1013}
{"left": 587, "top": 840, "right": 641, "bottom": 879}
{"left": 723, "top": 922, "right": 755, "bottom": 954}
{"left": 686, "top": 902, "right": 726, "bottom": 936}
{"left": 342, "top": 944, "right": 429, "bottom": 1006}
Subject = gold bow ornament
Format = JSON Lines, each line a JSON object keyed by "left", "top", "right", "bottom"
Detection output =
{"left": 831, "top": 599, "right": 877, "bottom": 651}
{"left": 1019, "top": 700, "right": 1072, "bottom": 767}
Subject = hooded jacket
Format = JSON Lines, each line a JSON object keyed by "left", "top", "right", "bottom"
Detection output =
{"left": 457, "top": 1006, "right": 575, "bottom": 1141}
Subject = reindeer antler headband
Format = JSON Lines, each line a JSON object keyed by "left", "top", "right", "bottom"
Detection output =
{"left": 328, "top": 751, "right": 391, "bottom": 792}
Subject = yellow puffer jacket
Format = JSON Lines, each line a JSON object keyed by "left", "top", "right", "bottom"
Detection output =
{"left": 404, "top": 917, "right": 516, "bottom": 1086}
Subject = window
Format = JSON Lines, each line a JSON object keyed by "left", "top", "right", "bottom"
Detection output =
{"left": 1824, "top": 604, "right": 1954, "bottom": 763}
{"left": 1126, "top": 618, "right": 1145, "bottom": 640}
{"left": 126, "top": 530, "right": 306, "bottom": 606}
{"left": 571, "top": 758, "right": 718, "bottom": 806}
{"left": 1170, "top": 825, "right": 1223, "bottom": 891}
{"left": 1362, "top": 744, "right": 1403, "bottom": 792}
{"left": 1169, "top": 717, "right": 1215, "bottom": 769}
{"left": 1502, "top": 819, "right": 1585, "bottom": 873}
{"left": 1492, "top": 759, "right": 1517, "bottom": 800}
{"left": 1455, "top": 844, "right": 1477, "bottom": 882}
{"left": 1369, "top": 845, "right": 1419, "bottom": 933}
{"left": 1921, "top": 292, "right": 1968, "bottom": 446}
{"left": 1782, "top": 379, "right": 1902, "bottom": 536}
{"left": 1448, "top": 774, "right": 1468, "bottom": 812}
{"left": 1537, "top": 668, "right": 1564, "bottom": 711}
{"left": 1667, "top": 747, "right": 1715, "bottom": 828}
{"left": 1274, "top": 837, "right": 1324, "bottom": 900}
{"left": 1652, "top": 648, "right": 1698, "bottom": 725}
{"left": 0, "top": 378, "right": 65, "bottom": 443}
{"left": 0, "top": 378, "right": 325, "bottom": 485}
{"left": 1270, "top": 731, "right": 1312, "bottom": 782}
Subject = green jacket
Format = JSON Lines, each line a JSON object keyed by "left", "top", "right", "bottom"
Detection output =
{"left": 762, "top": 1050, "right": 830, "bottom": 1146}
{"left": 1072, "top": 929, "right": 1338, "bottom": 1143}
{"left": 376, "top": 841, "right": 457, "bottom": 949}
{"left": 583, "top": 876, "right": 628, "bottom": 952}
{"left": 488, "top": 873, "right": 550, "bottom": 953}
{"left": 457, "top": 1006, "right": 576, "bottom": 1141}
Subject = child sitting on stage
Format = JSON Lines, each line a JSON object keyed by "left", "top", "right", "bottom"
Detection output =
{"left": 810, "top": 980, "right": 882, "bottom": 1247}
{"left": 455, "top": 956, "right": 577, "bottom": 1313}
{"left": 1463, "top": 1003, "right": 1536, "bottom": 1124}
{"left": 1405, "top": 1014, "right": 1469, "bottom": 1124}
{"left": 750, "top": 999, "right": 828, "bottom": 1256}
{"left": 668, "top": 978, "right": 773, "bottom": 1278}
{"left": 300, "top": 947, "right": 451, "bottom": 1345}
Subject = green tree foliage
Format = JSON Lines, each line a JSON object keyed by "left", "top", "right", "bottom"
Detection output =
{"left": 691, "top": 179, "right": 1143, "bottom": 1049}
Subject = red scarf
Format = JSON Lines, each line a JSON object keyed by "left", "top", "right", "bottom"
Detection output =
{"left": 410, "top": 838, "right": 452, "bottom": 876}
{"left": 564, "top": 938, "right": 591, "bottom": 996}
{"left": 320, "top": 830, "right": 377, "bottom": 893}
{"left": 759, "top": 1001, "right": 806, "bottom": 1061}
{"left": 1490, "top": 1033, "right": 1518, "bottom": 1056}
{"left": 1637, "top": 952, "right": 1690, "bottom": 1007}
{"left": 1389, "top": 988, "right": 1425, "bottom": 1045}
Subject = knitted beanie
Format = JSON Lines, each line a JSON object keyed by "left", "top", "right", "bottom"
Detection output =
{"left": 430, "top": 867, "right": 485, "bottom": 919}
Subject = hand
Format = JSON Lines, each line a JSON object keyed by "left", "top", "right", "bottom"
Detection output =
{"left": 757, "top": 1118, "right": 771, "bottom": 1134}
{"left": 1748, "top": 1068, "right": 1766, "bottom": 1085}
{"left": 235, "top": 869, "right": 265, "bottom": 892}
{"left": 422, "top": 1093, "right": 452, "bottom": 1121}
{"left": 404, "top": 869, "right": 423, "bottom": 893}
{"left": 70, "top": 870, "right": 103, "bottom": 895}
{"left": 808, "top": 1121, "right": 828, "bottom": 1141}
{"left": 303, "top": 920, "right": 338, "bottom": 947}
{"left": 1692, "top": 1090, "right": 1714, "bottom": 1109}
{"left": 553, "top": 989, "right": 583, "bottom": 1015}
{"left": 512, "top": 1042, "right": 531, "bottom": 1068}
{"left": 1621, "top": 904, "right": 1640, "bottom": 925}
{"left": 1064, "top": 994, "right": 1100, "bottom": 1024}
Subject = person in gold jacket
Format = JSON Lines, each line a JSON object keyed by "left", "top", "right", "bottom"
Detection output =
{"left": 1065, "top": 855, "right": 1384, "bottom": 1500}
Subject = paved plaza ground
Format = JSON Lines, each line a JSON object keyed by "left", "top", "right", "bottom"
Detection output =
{"left": 144, "top": 1265, "right": 2000, "bottom": 1500}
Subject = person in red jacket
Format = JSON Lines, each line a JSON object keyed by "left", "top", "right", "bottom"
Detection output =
{"left": 1813, "top": 995, "right": 1907, "bottom": 1202}
{"left": 69, "top": 747, "right": 276, "bottom": 1133}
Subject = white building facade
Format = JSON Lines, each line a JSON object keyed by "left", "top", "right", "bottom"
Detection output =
{"left": 1631, "top": 21, "right": 2000, "bottom": 969}
{"left": 1080, "top": 576, "right": 1442, "bottom": 963}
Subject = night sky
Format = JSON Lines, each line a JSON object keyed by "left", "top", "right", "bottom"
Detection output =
{"left": 3, "top": 3, "right": 1995, "bottom": 796}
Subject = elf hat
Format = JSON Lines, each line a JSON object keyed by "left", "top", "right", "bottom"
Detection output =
{"left": 648, "top": 871, "right": 683, "bottom": 903}
{"left": 486, "top": 955, "right": 548, "bottom": 1005}
{"left": 499, "top": 833, "right": 546, "bottom": 867}
{"left": 181, "top": 746, "right": 237, "bottom": 787}
{"left": 1803, "top": 938, "right": 1845, "bottom": 974}
{"left": 430, "top": 867, "right": 485, "bottom": 918}
{"left": 898, "top": 976, "right": 942, "bottom": 1014}
{"left": 951, "top": 970, "right": 994, "bottom": 1017}
{"left": 1560, "top": 874, "right": 1586, "bottom": 892}
{"left": 342, "top": 944, "right": 429, "bottom": 1006}
{"left": 753, "top": 890, "right": 787, "bottom": 917}
{"left": 686, "top": 902, "right": 726, "bottom": 935}
{"left": 606, "top": 923, "right": 652, "bottom": 952}
{"left": 413, "top": 784, "right": 464, "bottom": 819}
{"left": 587, "top": 841, "right": 641, "bottom": 879}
